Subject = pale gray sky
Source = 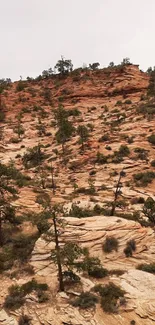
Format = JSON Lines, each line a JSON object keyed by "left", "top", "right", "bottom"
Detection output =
{"left": 0, "top": 0, "right": 155, "bottom": 80}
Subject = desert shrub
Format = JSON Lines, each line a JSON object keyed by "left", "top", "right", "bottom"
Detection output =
{"left": 109, "top": 269, "right": 125, "bottom": 276}
{"left": 131, "top": 197, "right": 145, "bottom": 204}
{"left": 137, "top": 103, "right": 155, "bottom": 117}
{"left": 37, "top": 290, "right": 49, "bottom": 303}
{"left": 4, "top": 279, "right": 48, "bottom": 310}
{"left": 124, "top": 239, "right": 136, "bottom": 257}
{"left": 82, "top": 256, "right": 108, "bottom": 278}
{"left": 124, "top": 99, "right": 132, "bottom": 104}
{"left": 68, "top": 108, "right": 81, "bottom": 117}
{"left": 72, "top": 292, "right": 98, "bottom": 309}
{"left": 16, "top": 81, "right": 27, "bottom": 92}
{"left": 127, "top": 136, "right": 134, "bottom": 144}
{"left": 151, "top": 160, "right": 155, "bottom": 167}
{"left": 127, "top": 239, "right": 136, "bottom": 251}
{"left": 89, "top": 170, "right": 96, "bottom": 176}
{"left": 22, "top": 145, "right": 46, "bottom": 169}
{"left": 103, "top": 236, "right": 119, "bottom": 253}
{"left": 133, "top": 171, "right": 155, "bottom": 186}
{"left": 69, "top": 204, "right": 94, "bottom": 218}
{"left": 137, "top": 263, "right": 155, "bottom": 274}
{"left": 88, "top": 266, "right": 108, "bottom": 278}
{"left": 98, "top": 134, "right": 110, "bottom": 142}
{"left": 105, "top": 145, "right": 112, "bottom": 150}
{"left": 63, "top": 271, "right": 80, "bottom": 284}
{"left": 134, "top": 147, "right": 148, "bottom": 160}
{"left": 148, "top": 134, "right": 155, "bottom": 145}
{"left": 0, "top": 251, "right": 14, "bottom": 273}
{"left": 95, "top": 151, "right": 108, "bottom": 164}
{"left": 115, "top": 100, "right": 122, "bottom": 106}
{"left": 112, "top": 152, "right": 124, "bottom": 163}
{"left": 94, "top": 282, "right": 125, "bottom": 313}
{"left": 11, "top": 233, "right": 39, "bottom": 262}
{"left": 76, "top": 185, "right": 96, "bottom": 196}
{"left": 0, "top": 111, "right": 5, "bottom": 122}
{"left": 0, "top": 161, "right": 30, "bottom": 188}
{"left": 10, "top": 137, "right": 20, "bottom": 143}
{"left": 143, "top": 197, "right": 155, "bottom": 223}
{"left": 130, "top": 321, "right": 136, "bottom": 325}
{"left": 118, "top": 144, "right": 130, "bottom": 156}
{"left": 93, "top": 204, "right": 105, "bottom": 215}
{"left": 18, "top": 315, "right": 31, "bottom": 325}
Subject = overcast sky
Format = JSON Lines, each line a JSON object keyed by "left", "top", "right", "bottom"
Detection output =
{"left": 0, "top": 0, "right": 155, "bottom": 80}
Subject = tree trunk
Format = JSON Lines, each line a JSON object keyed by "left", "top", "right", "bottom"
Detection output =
{"left": 51, "top": 166, "right": 55, "bottom": 195}
{"left": 53, "top": 215, "right": 64, "bottom": 291}
{"left": 0, "top": 217, "right": 3, "bottom": 246}
{"left": 110, "top": 172, "right": 122, "bottom": 216}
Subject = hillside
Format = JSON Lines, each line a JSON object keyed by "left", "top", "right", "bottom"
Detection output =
{"left": 0, "top": 63, "right": 155, "bottom": 325}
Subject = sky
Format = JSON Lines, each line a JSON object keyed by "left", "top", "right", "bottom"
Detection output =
{"left": 0, "top": 0, "right": 155, "bottom": 80}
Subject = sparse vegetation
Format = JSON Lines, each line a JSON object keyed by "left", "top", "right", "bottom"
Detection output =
{"left": 124, "top": 239, "right": 136, "bottom": 257}
{"left": 103, "top": 236, "right": 119, "bottom": 253}
{"left": 22, "top": 145, "right": 46, "bottom": 168}
{"left": 94, "top": 282, "right": 126, "bottom": 313}
{"left": 133, "top": 171, "right": 155, "bottom": 186}
{"left": 148, "top": 134, "right": 155, "bottom": 145}
{"left": 4, "top": 279, "right": 48, "bottom": 310}
{"left": 137, "top": 263, "right": 155, "bottom": 274}
{"left": 71, "top": 292, "right": 98, "bottom": 309}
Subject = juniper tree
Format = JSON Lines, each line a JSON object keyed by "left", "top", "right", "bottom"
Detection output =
{"left": 143, "top": 197, "right": 155, "bottom": 223}
{"left": 14, "top": 115, "right": 25, "bottom": 139}
{"left": 54, "top": 56, "right": 73, "bottom": 75}
{"left": 54, "top": 105, "right": 74, "bottom": 154}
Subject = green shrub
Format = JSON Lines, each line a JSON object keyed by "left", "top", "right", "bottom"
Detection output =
{"left": 137, "top": 103, "right": 155, "bottom": 117}
{"left": 133, "top": 171, "right": 155, "bottom": 186}
{"left": 23, "top": 145, "right": 46, "bottom": 169}
{"left": 151, "top": 160, "right": 155, "bottom": 167}
{"left": 16, "top": 81, "right": 27, "bottom": 92}
{"left": 88, "top": 266, "right": 108, "bottom": 278}
{"left": 118, "top": 144, "right": 130, "bottom": 156}
{"left": 4, "top": 279, "right": 48, "bottom": 310}
{"left": 69, "top": 204, "right": 94, "bottom": 218}
{"left": 68, "top": 108, "right": 81, "bottom": 117}
{"left": 82, "top": 256, "right": 108, "bottom": 278}
{"left": 115, "top": 100, "right": 122, "bottom": 106}
{"left": 124, "top": 99, "right": 132, "bottom": 104}
{"left": 124, "top": 239, "right": 136, "bottom": 257}
{"left": 95, "top": 151, "right": 108, "bottom": 164}
{"left": 94, "top": 282, "right": 125, "bottom": 313}
{"left": 0, "top": 111, "right": 5, "bottom": 122}
{"left": 103, "top": 236, "right": 119, "bottom": 253}
{"left": 143, "top": 197, "right": 155, "bottom": 223}
{"left": 11, "top": 233, "right": 39, "bottom": 262}
{"left": 72, "top": 292, "right": 98, "bottom": 309}
{"left": 134, "top": 147, "right": 148, "bottom": 160}
{"left": 98, "top": 134, "right": 110, "bottom": 142}
{"left": 137, "top": 263, "right": 155, "bottom": 274}
{"left": 148, "top": 134, "right": 155, "bottom": 145}
{"left": 63, "top": 271, "right": 80, "bottom": 284}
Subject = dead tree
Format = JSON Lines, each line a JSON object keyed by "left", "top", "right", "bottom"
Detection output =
{"left": 110, "top": 170, "right": 124, "bottom": 216}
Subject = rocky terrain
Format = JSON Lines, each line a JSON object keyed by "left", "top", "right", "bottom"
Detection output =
{"left": 0, "top": 63, "right": 155, "bottom": 325}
